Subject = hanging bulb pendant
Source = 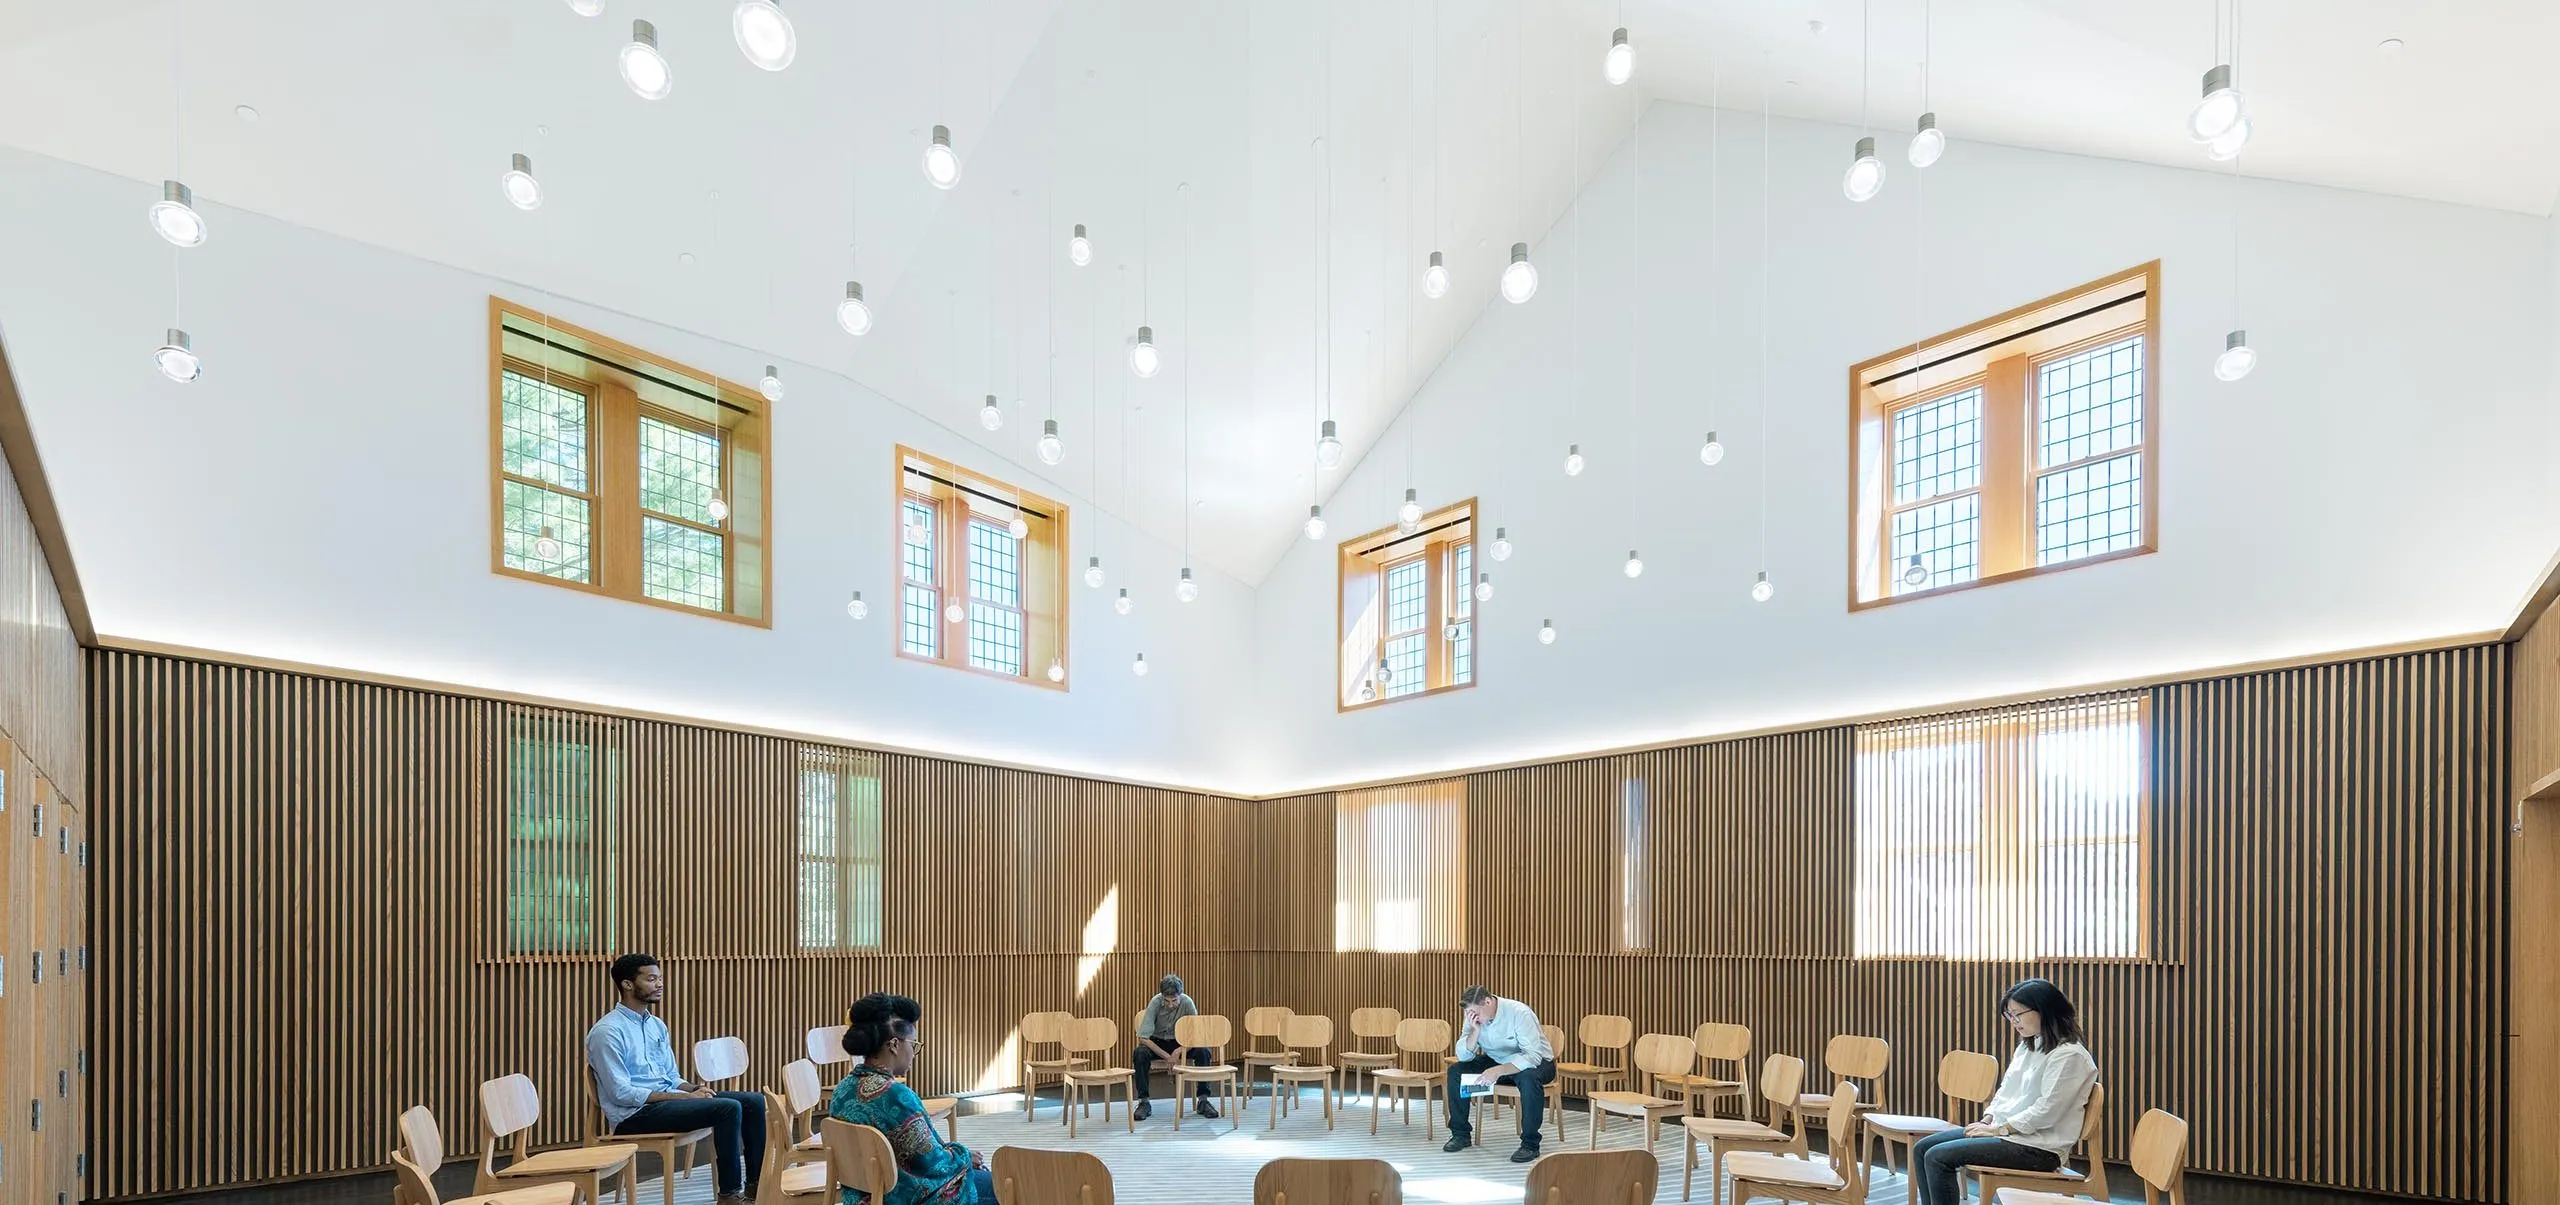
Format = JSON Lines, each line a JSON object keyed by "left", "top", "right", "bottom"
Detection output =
{"left": 150, "top": 180, "right": 207, "bottom": 248}
{"left": 1624, "top": 550, "right": 1645, "bottom": 579}
{"left": 2187, "top": 64, "right": 2246, "bottom": 144}
{"left": 1563, "top": 443, "right": 1585, "bottom": 477}
{"left": 1069, "top": 223, "right": 1093, "bottom": 267}
{"left": 153, "top": 328, "right": 202, "bottom": 383}
{"left": 2205, "top": 116, "right": 2252, "bottom": 161}
{"left": 1752, "top": 571, "right": 1775, "bottom": 602}
{"left": 1474, "top": 573, "right": 1494, "bottom": 603}
{"left": 1085, "top": 556, "right": 1106, "bottom": 588}
{"left": 837, "top": 281, "right": 874, "bottom": 336}
{"left": 923, "top": 125, "right": 962, "bottom": 188}
{"left": 758, "top": 364, "right": 784, "bottom": 402}
{"left": 1129, "top": 325, "right": 1160, "bottom": 378}
{"left": 1046, "top": 658, "right": 1066, "bottom": 683}
{"left": 1304, "top": 505, "right": 1327, "bottom": 541}
{"left": 1908, "top": 113, "right": 1945, "bottom": 168}
{"left": 1421, "top": 250, "right": 1450, "bottom": 299}
{"left": 707, "top": 496, "right": 730, "bottom": 523}
{"left": 1131, "top": 652, "right": 1149, "bottom": 677}
{"left": 1902, "top": 555, "right": 1929, "bottom": 588}
{"left": 533, "top": 525, "right": 564, "bottom": 562}
{"left": 1538, "top": 619, "right": 1556, "bottom": 645}
{"left": 979, "top": 394, "right": 1004, "bottom": 430}
{"left": 1176, "top": 567, "right": 1199, "bottom": 603}
{"left": 619, "top": 19, "right": 672, "bottom": 100}
{"left": 502, "top": 154, "right": 544, "bottom": 211}
{"left": 1843, "top": 136, "right": 1885, "bottom": 202}
{"left": 1500, "top": 243, "right": 1539, "bottom": 304}
{"left": 2214, "top": 329, "right": 2256, "bottom": 381}
{"left": 1490, "top": 527, "right": 1512, "bottom": 562}
{"left": 731, "top": 0, "right": 796, "bottom": 72}
{"left": 1007, "top": 513, "right": 1029, "bottom": 540}
{"left": 1115, "top": 587, "right": 1133, "bottom": 615}
{"left": 845, "top": 590, "right": 868, "bottom": 619}
{"left": 1037, "top": 418, "right": 1064, "bottom": 465}
{"left": 1315, "top": 419, "right": 1343, "bottom": 468}
{"left": 1699, "top": 430, "right": 1725, "bottom": 466}
{"left": 1397, "top": 488, "right": 1423, "bottom": 533}
{"left": 1603, "top": 27, "right": 1635, "bottom": 86}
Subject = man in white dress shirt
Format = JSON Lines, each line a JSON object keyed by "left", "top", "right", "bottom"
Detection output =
{"left": 1441, "top": 984, "right": 1556, "bottom": 1163}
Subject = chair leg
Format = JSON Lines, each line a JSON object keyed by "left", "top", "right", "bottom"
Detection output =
{"left": 1682, "top": 1132, "right": 1696, "bottom": 1202}
{"left": 659, "top": 1146, "right": 677, "bottom": 1205}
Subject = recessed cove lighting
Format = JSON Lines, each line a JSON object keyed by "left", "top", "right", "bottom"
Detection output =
{"left": 153, "top": 329, "right": 201, "bottom": 383}
{"left": 732, "top": 0, "right": 795, "bottom": 72}
{"left": 923, "top": 125, "right": 962, "bottom": 189}
{"left": 149, "top": 180, "right": 206, "bottom": 248}
{"left": 502, "top": 153, "right": 542, "bottom": 210}
{"left": 837, "top": 281, "right": 873, "bottom": 336}
{"left": 620, "top": 19, "right": 672, "bottom": 100}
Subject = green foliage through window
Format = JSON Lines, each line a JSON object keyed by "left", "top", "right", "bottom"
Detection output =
{"left": 798, "top": 750, "right": 884, "bottom": 950}
{"left": 503, "top": 714, "right": 616, "bottom": 955}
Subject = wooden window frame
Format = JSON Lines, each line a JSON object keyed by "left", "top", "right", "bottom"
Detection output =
{"left": 1337, "top": 498, "right": 1477, "bottom": 711}
{"left": 488, "top": 297, "right": 773, "bottom": 627}
{"left": 796, "top": 748, "right": 885, "bottom": 952}
{"left": 491, "top": 707, "right": 621, "bottom": 962}
{"left": 1848, "top": 263, "right": 2159, "bottom": 610}
{"left": 894, "top": 445, "right": 1069, "bottom": 691}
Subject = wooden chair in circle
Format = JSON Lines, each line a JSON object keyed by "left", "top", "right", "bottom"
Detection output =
{"left": 1238, "top": 1006, "right": 1300, "bottom": 1110}
{"left": 1865, "top": 1049, "right": 2001, "bottom": 1180}
{"left": 1266, "top": 1014, "right": 1341, "bottom": 1130}
{"left": 1793, "top": 1034, "right": 1888, "bottom": 1149}
{"left": 1678, "top": 1052, "right": 1808, "bottom": 1205}
{"left": 1522, "top": 1148, "right": 1657, "bottom": 1205}
{"left": 1335, "top": 1008, "right": 1405, "bottom": 1100}
{"left": 389, "top": 1148, "right": 576, "bottom": 1205}
{"left": 778, "top": 1059, "right": 831, "bottom": 1168}
{"left": 691, "top": 1036, "right": 750, "bottom": 1090}
{"left": 470, "top": 1078, "right": 638, "bottom": 1205}
{"left": 1019, "top": 1011, "right": 1088, "bottom": 1122}
{"left": 1554, "top": 1014, "right": 1635, "bottom": 1099}
{"left": 578, "top": 1067, "right": 709, "bottom": 1205}
{"left": 991, "top": 1146, "right": 1117, "bottom": 1205}
{"left": 1997, "top": 1108, "right": 2187, "bottom": 1205}
{"left": 817, "top": 1118, "right": 898, "bottom": 1205}
{"left": 1252, "top": 1158, "right": 1400, "bottom": 1205}
{"left": 1587, "top": 1032, "right": 1698, "bottom": 1149}
{"left": 1369, "top": 1017, "right": 1453, "bottom": 1137}
{"left": 1660, "top": 1023, "right": 1752, "bottom": 1121}
{"left": 1484, "top": 1023, "right": 1573, "bottom": 1145}
{"left": 1723, "top": 1083, "right": 1868, "bottom": 1205}
{"left": 749, "top": 1091, "right": 831, "bottom": 1205}
{"left": 1171, "top": 1014, "right": 1243, "bottom": 1132}
{"left": 1970, "top": 1081, "right": 2110, "bottom": 1203}
{"left": 1059, "top": 1016, "right": 1138, "bottom": 1138}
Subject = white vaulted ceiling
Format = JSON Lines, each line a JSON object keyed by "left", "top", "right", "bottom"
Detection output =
{"left": 0, "top": 0, "right": 2549, "bottom": 584}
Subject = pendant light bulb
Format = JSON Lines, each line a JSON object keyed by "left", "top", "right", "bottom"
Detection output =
{"left": 1538, "top": 619, "right": 1556, "bottom": 645}
{"left": 1474, "top": 573, "right": 1494, "bottom": 603}
{"left": 758, "top": 364, "right": 784, "bottom": 402}
{"left": 1176, "top": 568, "right": 1199, "bottom": 603}
{"left": 977, "top": 394, "right": 1003, "bottom": 430}
{"left": 566, "top": 0, "right": 603, "bottom": 15}
{"left": 2187, "top": 64, "right": 2245, "bottom": 144}
{"left": 2214, "top": 329, "right": 2257, "bottom": 382}
{"left": 1563, "top": 444, "right": 1585, "bottom": 477}
{"left": 845, "top": 590, "right": 868, "bottom": 619}
{"left": 707, "top": 496, "right": 730, "bottom": 523}
{"left": 2205, "top": 116, "right": 2252, "bottom": 162}
{"left": 1902, "top": 555, "right": 1929, "bottom": 587}
{"left": 1843, "top": 136, "right": 1886, "bottom": 203}
{"left": 1046, "top": 658, "right": 1066, "bottom": 683}
{"left": 923, "top": 125, "right": 962, "bottom": 189}
{"left": 731, "top": 0, "right": 795, "bottom": 72}
{"left": 1397, "top": 488, "right": 1423, "bottom": 530}
{"left": 1603, "top": 27, "right": 1635, "bottom": 87}
{"left": 903, "top": 521, "right": 929, "bottom": 547}
{"left": 836, "top": 282, "right": 873, "bottom": 336}
{"left": 153, "top": 328, "right": 202, "bottom": 383}
{"left": 1304, "top": 505, "right": 1328, "bottom": 541}
{"left": 1908, "top": 113, "right": 1945, "bottom": 168}
{"left": 1085, "top": 556, "right": 1106, "bottom": 588}
{"left": 1115, "top": 587, "right": 1133, "bottom": 615}
{"left": 1037, "top": 418, "right": 1064, "bottom": 466}
{"left": 1752, "top": 571, "right": 1774, "bottom": 602}
{"left": 1128, "top": 325, "right": 1160, "bottom": 378}
{"left": 502, "top": 154, "right": 543, "bottom": 211}
{"left": 945, "top": 602, "right": 965, "bottom": 624}
{"left": 1068, "top": 223, "right": 1093, "bottom": 267}
{"left": 1421, "top": 250, "right": 1450, "bottom": 299}
{"left": 1007, "top": 515, "right": 1029, "bottom": 541}
{"left": 1500, "top": 243, "right": 1539, "bottom": 304}
{"left": 1315, "top": 419, "right": 1343, "bottom": 469}
{"left": 1131, "top": 653, "right": 1149, "bottom": 677}
{"left": 1490, "top": 528, "right": 1512, "bottom": 562}
{"left": 149, "top": 180, "right": 206, "bottom": 248}
{"left": 533, "top": 525, "right": 563, "bottom": 562}
{"left": 1699, "top": 431, "right": 1726, "bottom": 466}
{"left": 619, "top": 19, "right": 672, "bottom": 100}
{"left": 1624, "top": 550, "right": 1644, "bottom": 579}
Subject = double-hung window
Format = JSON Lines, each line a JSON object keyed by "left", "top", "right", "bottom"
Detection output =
{"left": 1337, "top": 498, "right": 1478, "bottom": 709}
{"left": 896, "top": 446, "right": 1069, "bottom": 687}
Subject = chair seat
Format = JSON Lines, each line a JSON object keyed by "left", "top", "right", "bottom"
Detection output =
{"left": 455, "top": 1184, "right": 581, "bottom": 1205}
{"left": 777, "top": 1164, "right": 830, "bottom": 1198}
{"left": 498, "top": 1145, "right": 637, "bottom": 1178}
{"left": 1589, "top": 1090, "right": 1686, "bottom": 1114}
{"left": 1682, "top": 1116, "right": 1787, "bottom": 1140}
{"left": 1270, "top": 1064, "right": 1335, "bottom": 1080}
{"left": 1339, "top": 1052, "right": 1398, "bottom": 1067}
{"left": 617, "top": 1127, "right": 714, "bottom": 1146}
{"left": 1372, "top": 1069, "right": 1436, "bottom": 1085}
{"left": 920, "top": 1097, "right": 956, "bottom": 1117}
{"left": 1725, "top": 1153, "right": 1846, "bottom": 1190}
{"left": 1661, "top": 1073, "right": 1742, "bottom": 1092}
{"left": 1984, "top": 1165, "right": 2086, "bottom": 1185}
{"left": 1064, "top": 1068, "right": 1133, "bottom": 1084}
{"left": 1026, "top": 1057, "right": 1088, "bottom": 1070}
{"left": 1795, "top": 1091, "right": 1876, "bottom": 1111}
{"left": 1555, "top": 1062, "right": 1618, "bottom": 1077}
{"left": 792, "top": 1130, "right": 825, "bottom": 1151}
{"left": 1994, "top": 1191, "right": 2097, "bottom": 1205}
{"left": 1173, "top": 1064, "right": 1238, "bottom": 1078}
{"left": 1864, "top": 1113, "right": 1960, "bottom": 1138}
{"left": 1240, "top": 1052, "right": 1298, "bottom": 1063}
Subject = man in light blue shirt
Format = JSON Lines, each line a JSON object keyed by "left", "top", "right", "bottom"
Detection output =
{"left": 584, "top": 953, "right": 765, "bottom": 1200}
{"left": 1442, "top": 984, "right": 1557, "bottom": 1162}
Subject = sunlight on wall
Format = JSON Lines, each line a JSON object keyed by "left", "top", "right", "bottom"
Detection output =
{"left": 1077, "top": 885, "right": 1119, "bottom": 995}
{"left": 972, "top": 1030, "right": 1022, "bottom": 1093}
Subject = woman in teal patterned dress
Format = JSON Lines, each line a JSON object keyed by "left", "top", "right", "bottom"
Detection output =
{"left": 828, "top": 993, "right": 992, "bottom": 1205}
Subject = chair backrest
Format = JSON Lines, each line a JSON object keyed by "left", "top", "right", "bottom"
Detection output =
{"left": 1540, "top": 1024, "right": 1567, "bottom": 1060}
{"left": 782, "top": 1059, "right": 826, "bottom": 1120}
{"left": 694, "top": 1035, "right": 751, "bottom": 1084}
{"left": 1252, "top": 1158, "right": 1400, "bottom": 1205}
{"left": 1757, "top": 1053, "right": 1808, "bottom": 1118}
{"left": 2127, "top": 1108, "right": 2191, "bottom": 1192}
{"left": 1520, "top": 1149, "right": 1656, "bottom": 1205}
{"left": 753, "top": 1090, "right": 795, "bottom": 1198}
{"left": 1065, "top": 1016, "right": 1119, "bottom": 1057}
{"left": 1578, "top": 1014, "right": 1634, "bottom": 1054}
{"left": 2077, "top": 1081, "right": 2110, "bottom": 1151}
{"left": 992, "top": 1146, "right": 1117, "bottom": 1205}
{"left": 1349, "top": 1007, "right": 1403, "bottom": 1042}
{"left": 480, "top": 1074, "right": 543, "bottom": 1141}
{"left": 1022, "top": 1011, "right": 1077, "bottom": 1048}
{"left": 1692, "top": 1022, "right": 1750, "bottom": 1063}
{"left": 1394, "top": 1017, "right": 1453, "bottom": 1057}
{"left": 580, "top": 1066, "right": 612, "bottom": 1142}
{"left": 389, "top": 1150, "right": 445, "bottom": 1205}
{"left": 1938, "top": 1050, "right": 2001, "bottom": 1105}
{"left": 1176, "top": 1013, "right": 1233, "bottom": 1052}
{"left": 819, "top": 1118, "right": 898, "bottom": 1201}
{"left": 1244, "top": 1006, "right": 1294, "bottom": 1045}
{"left": 1131, "top": 1010, "right": 1152, "bottom": 1043}
{"left": 1823, "top": 1034, "right": 1890, "bottom": 1080}
{"left": 1630, "top": 1033, "right": 1699, "bottom": 1087}
{"left": 1819, "top": 1083, "right": 1864, "bottom": 1185}
{"left": 808, "top": 1024, "right": 849, "bottom": 1067}
{"left": 1282, "top": 1013, "right": 1335, "bottom": 1055}
{"left": 395, "top": 1107, "right": 446, "bottom": 1176}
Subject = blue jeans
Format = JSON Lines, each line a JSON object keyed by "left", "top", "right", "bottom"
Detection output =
{"left": 618, "top": 1091, "right": 767, "bottom": 1196}
{"left": 1131, "top": 1041, "right": 1216, "bottom": 1100}
{"left": 1445, "top": 1057, "right": 1557, "bottom": 1151}
{"left": 962, "top": 1167, "right": 995, "bottom": 1204}
{"left": 1909, "top": 1130, "right": 2061, "bottom": 1205}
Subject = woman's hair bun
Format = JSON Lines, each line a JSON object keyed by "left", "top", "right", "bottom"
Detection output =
{"left": 843, "top": 992, "right": 921, "bottom": 1058}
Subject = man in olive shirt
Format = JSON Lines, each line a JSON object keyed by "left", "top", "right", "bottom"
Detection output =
{"left": 1130, "top": 974, "right": 1220, "bottom": 1120}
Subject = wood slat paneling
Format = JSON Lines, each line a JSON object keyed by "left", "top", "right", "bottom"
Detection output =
{"left": 2510, "top": 608, "right": 2560, "bottom": 1205}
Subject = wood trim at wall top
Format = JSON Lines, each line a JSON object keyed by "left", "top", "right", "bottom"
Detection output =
{"left": 2502, "top": 543, "right": 2560, "bottom": 642}
{"left": 0, "top": 331, "right": 96, "bottom": 645}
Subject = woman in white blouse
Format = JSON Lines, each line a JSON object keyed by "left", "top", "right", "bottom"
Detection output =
{"left": 1908, "top": 978, "right": 2100, "bottom": 1205}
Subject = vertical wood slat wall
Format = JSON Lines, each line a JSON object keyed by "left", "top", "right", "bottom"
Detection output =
{"left": 2508, "top": 608, "right": 2560, "bottom": 1205}
{"left": 85, "top": 643, "right": 2509, "bottom": 1203}
{"left": 0, "top": 391, "right": 86, "bottom": 1205}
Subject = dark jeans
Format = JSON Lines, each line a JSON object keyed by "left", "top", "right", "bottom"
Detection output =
{"left": 961, "top": 1167, "right": 995, "bottom": 1204}
{"left": 1131, "top": 1040, "right": 1215, "bottom": 1100}
{"left": 1445, "top": 1056, "right": 1557, "bottom": 1151}
{"left": 1910, "top": 1129, "right": 2062, "bottom": 1205}
{"left": 617, "top": 1091, "right": 766, "bottom": 1196}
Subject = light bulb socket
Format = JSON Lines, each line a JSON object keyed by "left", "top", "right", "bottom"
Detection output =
{"left": 1478, "top": 572, "right": 1490, "bottom": 584}
{"left": 844, "top": 280, "right": 865, "bottom": 302}
{"left": 1628, "top": 549, "right": 1640, "bottom": 560}
{"left": 163, "top": 180, "right": 193, "bottom": 207}
{"left": 1568, "top": 442, "right": 1581, "bottom": 455}
{"left": 1494, "top": 526, "right": 1506, "bottom": 539}
{"left": 1309, "top": 504, "right": 1324, "bottom": 520}
{"left": 2225, "top": 328, "right": 2248, "bottom": 349}
{"left": 851, "top": 589, "right": 863, "bottom": 602}
{"left": 1428, "top": 250, "right": 1444, "bottom": 268}
{"left": 631, "top": 18, "right": 658, "bottom": 49}
{"left": 763, "top": 363, "right": 779, "bottom": 380}
{"left": 164, "top": 328, "right": 192, "bottom": 352}
{"left": 1042, "top": 417, "right": 1060, "bottom": 438}
{"left": 1611, "top": 27, "right": 1629, "bottom": 48}
{"left": 1136, "top": 324, "right": 1154, "bottom": 344}
{"left": 984, "top": 393, "right": 997, "bottom": 407}
{"left": 2201, "top": 63, "right": 2232, "bottom": 96}
{"left": 1853, "top": 135, "right": 1878, "bottom": 162}
{"left": 1179, "top": 568, "right": 1194, "bottom": 582}
{"left": 1510, "top": 242, "right": 1530, "bottom": 263}
{"left": 932, "top": 124, "right": 952, "bottom": 149}
{"left": 1915, "top": 112, "right": 1937, "bottom": 136}
{"left": 1088, "top": 556, "right": 1101, "bottom": 568}
{"left": 1756, "top": 571, "right": 1770, "bottom": 585}
{"left": 1320, "top": 418, "right": 1337, "bottom": 439}
{"left": 1404, "top": 488, "right": 1418, "bottom": 503}
{"left": 1073, "top": 222, "right": 1087, "bottom": 238}
{"left": 512, "top": 152, "right": 534, "bottom": 176}
{"left": 1705, "top": 429, "right": 1720, "bottom": 443}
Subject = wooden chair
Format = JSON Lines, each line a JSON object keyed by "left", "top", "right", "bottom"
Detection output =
{"left": 992, "top": 1146, "right": 1117, "bottom": 1205}
{"left": 1238, "top": 1006, "right": 1300, "bottom": 1109}
{"left": 1170, "top": 1013, "right": 1243, "bottom": 1131}
{"left": 1522, "top": 1148, "right": 1657, "bottom": 1205}
{"left": 751, "top": 1091, "right": 831, "bottom": 1205}
{"left": 1335, "top": 1008, "right": 1404, "bottom": 1099}
{"left": 390, "top": 1149, "right": 577, "bottom": 1205}
{"left": 579, "top": 1068, "right": 710, "bottom": 1205}
{"left": 1679, "top": 1052, "right": 1809, "bottom": 1205}
{"left": 1794, "top": 1034, "right": 1888, "bottom": 1140}
{"left": 1267, "top": 1014, "right": 1341, "bottom": 1130}
{"left": 1587, "top": 1032, "right": 1698, "bottom": 1149}
{"left": 779, "top": 1059, "right": 830, "bottom": 1168}
{"left": 1971, "top": 1081, "right": 2110, "bottom": 1203}
{"left": 471, "top": 1078, "right": 638, "bottom": 1205}
{"left": 1019, "top": 1011, "right": 1089, "bottom": 1122}
{"left": 814, "top": 1021, "right": 956, "bottom": 1138}
{"left": 1555, "top": 1014, "right": 1635, "bottom": 1099}
{"left": 2000, "top": 1108, "right": 2187, "bottom": 1205}
{"left": 1723, "top": 1083, "right": 1867, "bottom": 1205}
{"left": 1865, "top": 1049, "right": 2001, "bottom": 1179}
{"left": 1485, "top": 1023, "right": 1573, "bottom": 1145}
{"left": 1661, "top": 1023, "right": 1751, "bottom": 1122}
{"left": 693, "top": 1036, "right": 750, "bottom": 1090}
{"left": 1370, "top": 1017, "right": 1453, "bottom": 1137}
{"left": 1059, "top": 1016, "right": 1137, "bottom": 1138}
{"left": 1252, "top": 1158, "right": 1400, "bottom": 1205}
{"left": 817, "top": 1118, "right": 897, "bottom": 1205}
